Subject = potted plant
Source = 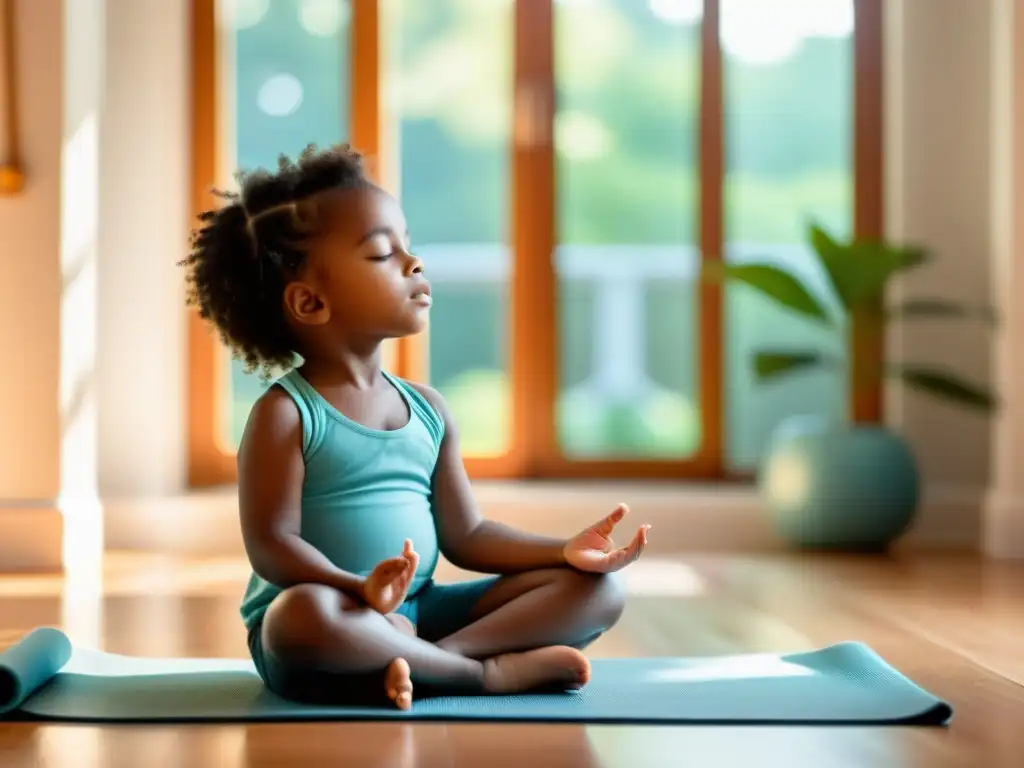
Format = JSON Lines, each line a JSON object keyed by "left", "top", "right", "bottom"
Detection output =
{"left": 704, "top": 223, "right": 998, "bottom": 551}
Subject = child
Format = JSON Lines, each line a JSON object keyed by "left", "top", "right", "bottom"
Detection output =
{"left": 181, "top": 144, "right": 651, "bottom": 709}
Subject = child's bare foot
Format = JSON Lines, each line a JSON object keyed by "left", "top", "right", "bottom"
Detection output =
{"left": 482, "top": 646, "right": 591, "bottom": 694}
{"left": 385, "top": 657, "right": 413, "bottom": 710}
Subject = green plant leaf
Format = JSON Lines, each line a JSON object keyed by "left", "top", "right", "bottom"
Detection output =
{"left": 806, "top": 222, "right": 929, "bottom": 310}
{"left": 808, "top": 223, "right": 851, "bottom": 303}
{"left": 701, "top": 261, "right": 833, "bottom": 325}
{"left": 754, "top": 351, "right": 831, "bottom": 381}
{"left": 888, "top": 364, "right": 998, "bottom": 411}
{"left": 845, "top": 240, "right": 929, "bottom": 306}
{"left": 887, "top": 298, "right": 997, "bottom": 323}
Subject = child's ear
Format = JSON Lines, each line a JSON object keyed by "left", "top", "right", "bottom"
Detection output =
{"left": 283, "top": 281, "right": 331, "bottom": 325}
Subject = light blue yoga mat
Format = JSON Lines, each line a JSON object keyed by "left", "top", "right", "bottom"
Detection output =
{"left": 0, "top": 627, "right": 952, "bottom": 725}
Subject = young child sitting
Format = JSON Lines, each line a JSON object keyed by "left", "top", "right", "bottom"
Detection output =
{"left": 181, "top": 144, "right": 651, "bottom": 709}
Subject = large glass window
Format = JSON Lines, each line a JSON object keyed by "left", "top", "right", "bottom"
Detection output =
{"left": 388, "top": 0, "right": 514, "bottom": 458}
{"left": 194, "top": 0, "right": 879, "bottom": 483}
{"left": 554, "top": 0, "right": 701, "bottom": 459}
{"left": 721, "top": 0, "right": 854, "bottom": 469}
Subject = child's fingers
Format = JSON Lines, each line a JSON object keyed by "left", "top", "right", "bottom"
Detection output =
{"left": 375, "top": 557, "right": 406, "bottom": 577}
{"left": 601, "top": 529, "right": 646, "bottom": 573}
{"left": 627, "top": 527, "right": 648, "bottom": 562}
{"left": 600, "top": 548, "right": 627, "bottom": 573}
{"left": 592, "top": 504, "right": 628, "bottom": 536}
{"left": 395, "top": 564, "right": 415, "bottom": 596}
{"left": 375, "top": 547, "right": 418, "bottom": 595}
{"left": 401, "top": 553, "right": 419, "bottom": 581}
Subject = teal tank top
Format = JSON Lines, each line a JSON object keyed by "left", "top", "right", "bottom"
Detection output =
{"left": 239, "top": 368, "right": 445, "bottom": 630}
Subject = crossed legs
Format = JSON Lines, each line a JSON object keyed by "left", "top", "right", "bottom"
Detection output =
{"left": 433, "top": 567, "right": 626, "bottom": 657}
{"left": 259, "top": 568, "right": 625, "bottom": 707}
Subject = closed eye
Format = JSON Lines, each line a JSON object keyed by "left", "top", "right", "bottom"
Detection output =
{"left": 368, "top": 253, "right": 394, "bottom": 262}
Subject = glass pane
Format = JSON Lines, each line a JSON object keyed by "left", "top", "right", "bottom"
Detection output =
{"left": 722, "top": 0, "right": 854, "bottom": 470}
{"left": 388, "top": 0, "right": 513, "bottom": 458}
{"left": 555, "top": 0, "right": 701, "bottom": 459}
{"left": 218, "top": 0, "right": 351, "bottom": 450}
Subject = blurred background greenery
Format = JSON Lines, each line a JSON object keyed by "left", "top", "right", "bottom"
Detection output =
{"left": 221, "top": 0, "right": 853, "bottom": 471}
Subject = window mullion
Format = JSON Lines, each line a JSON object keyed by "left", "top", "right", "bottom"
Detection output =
{"left": 511, "top": 0, "right": 557, "bottom": 476}
{"left": 699, "top": 0, "right": 725, "bottom": 474}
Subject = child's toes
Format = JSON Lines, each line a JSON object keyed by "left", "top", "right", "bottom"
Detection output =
{"left": 385, "top": 657, "right": 413, "bottom": 711}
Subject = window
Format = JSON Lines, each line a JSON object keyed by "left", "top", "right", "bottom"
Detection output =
{"left": 389, "top": 0, "right": 515, "bottom": 459}
{"left": 722, "top": 0, "right": 860, "bottom": 469}
{"left": 187, "top": 0, "right": 882, "bottom": 486}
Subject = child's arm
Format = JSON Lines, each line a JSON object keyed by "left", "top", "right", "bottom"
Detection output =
{"left": 409, "top": 383, "right": 572, "bottom": 573}
{"left": 237, "top": 386, "right": 368, "bottom": 597}
{"left": 411, "top": 382, "right": 650, "bottom": 575}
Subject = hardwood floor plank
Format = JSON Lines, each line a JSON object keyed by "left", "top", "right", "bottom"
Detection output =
{"left": 0, "top": 552, "right": 1021, "bottom": 767}
{"left": 689, "top": 554, "right": 1024, "bottom": 767}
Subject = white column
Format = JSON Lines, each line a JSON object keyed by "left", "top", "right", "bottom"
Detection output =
{"left": 985, "top": 0, "right": 1024, "bottom": 559}
{"left": 96, "top": 0, "right": 189, "bottom": 499}
{"left": 60, "top": 0, "right": 104, "bottom": 571}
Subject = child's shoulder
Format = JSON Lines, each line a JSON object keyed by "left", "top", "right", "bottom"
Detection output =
{"left": 388, "top": 375, "right": 450, "bottom": 445}
{"left": 396, "top": 377, "right": 443, "bottom": 411}
{"left": 251, "top": 378, "right": 300, "bottom": 418}
{"left": 238, "top": 380, "right": 304, "bottom": 455}
{"left": 244, "top": 371, "right": 324, "bottom": 452}
{"left": 248, "top": 372, "right": 306, "bottom": 415}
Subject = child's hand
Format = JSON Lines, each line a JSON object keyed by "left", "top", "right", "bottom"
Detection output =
{"left": 563, "top": 504, "right": 649, "bottom": 573}
{"left": 360, "top": 539, "right": 419, "bottom": 614}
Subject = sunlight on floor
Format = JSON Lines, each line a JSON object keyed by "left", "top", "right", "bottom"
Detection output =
{"left": 620, "top": 558, "right": 706, "bottom": 596}
{"left": 0, "top": 555, "right": 251, "bottom": 599}
{"left": 644, "top": 654, "right": 814, "bottom": 682}
{"left": 0, "top": 556, "right": 709, "bottom": 603}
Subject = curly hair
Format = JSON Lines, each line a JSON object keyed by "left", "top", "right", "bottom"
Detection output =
{"left": 181, "top": 143, "right": 373, "bottom": 378}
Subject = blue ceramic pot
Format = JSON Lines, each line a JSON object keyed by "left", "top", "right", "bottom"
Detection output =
{"left": 758, "top": 415, "right": 920, "bottom": 551}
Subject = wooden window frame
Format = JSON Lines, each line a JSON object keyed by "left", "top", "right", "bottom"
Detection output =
{"left": 186, "top": 0, "right": 884, "bottom": 487}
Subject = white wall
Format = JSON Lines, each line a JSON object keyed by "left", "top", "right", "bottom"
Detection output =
{"left": 1, "top": 1, "right": 189, "bottom": 505}
{"left": 0, "top": 0, "right": 107, "bottom": 570}
{"left": 985, "top": 0, "right": 1024, "bottom": 558}
{"left": 0, "top": 0, "right": 63, "bottom": 506}
{"left": 882, "top": 0, "right": 1001, "bottom": 547}
{"left": 883, "top": 0, "right": 1024, "bottom": 558}
{"left": 0, "top": 0, "right": 187, "bottom": 569}
{"left": 885, "top": 0, "right": 996, "bottom": 484}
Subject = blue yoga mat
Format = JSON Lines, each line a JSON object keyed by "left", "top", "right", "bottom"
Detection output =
{"left": 0, "top": 627, "right": 952, "bottom": 725}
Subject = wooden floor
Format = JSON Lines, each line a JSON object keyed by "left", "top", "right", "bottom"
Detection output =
{"left": 1, "top": 552, "right": 1022, "bottom": 767}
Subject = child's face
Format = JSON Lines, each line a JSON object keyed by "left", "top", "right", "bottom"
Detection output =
{"left": 283, "top": 185, "right": 432, "bottom": 344}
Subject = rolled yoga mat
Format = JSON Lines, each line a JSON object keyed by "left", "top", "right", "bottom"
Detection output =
{"left": 0, "top": 627, "right": 952, "bottom": 725}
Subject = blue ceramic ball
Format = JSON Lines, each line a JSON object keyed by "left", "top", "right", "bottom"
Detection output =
{"left": 758, "top": 416, "right": 920, "bottom": 550}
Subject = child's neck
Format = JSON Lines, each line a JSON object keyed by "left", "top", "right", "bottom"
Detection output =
{"left": 299, "top": 344, "right": 385, "bottom": 390}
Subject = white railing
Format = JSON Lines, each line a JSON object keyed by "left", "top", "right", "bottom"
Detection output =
{"left": 419, "top": 242, "right": 838, "bottom": 399}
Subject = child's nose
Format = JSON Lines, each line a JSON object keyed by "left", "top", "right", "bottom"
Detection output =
{"left": 405, "top": 252, "right": 424, "bottom": 274}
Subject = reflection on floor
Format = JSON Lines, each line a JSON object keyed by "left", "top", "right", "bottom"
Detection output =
{"left": 1, "top": 552, "right": 1023, "bottom": 767}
